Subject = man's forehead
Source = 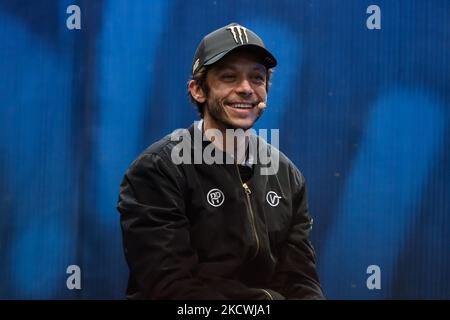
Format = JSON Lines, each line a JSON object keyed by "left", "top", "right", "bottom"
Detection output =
{"left": 211, "top": 51, "right": 267, "bottom": 71}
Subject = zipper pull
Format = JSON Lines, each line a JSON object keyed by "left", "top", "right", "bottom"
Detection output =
{"left": 242, "top": 183, "right": 252, "bottom": 194}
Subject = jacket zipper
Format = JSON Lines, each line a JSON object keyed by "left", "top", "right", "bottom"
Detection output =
{"left": 236, "top": 165, "right": 260, "bottom": 260}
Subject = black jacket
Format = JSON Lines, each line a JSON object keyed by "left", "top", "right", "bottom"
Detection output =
{"left": 117, "top": 123, "right": 324, "bottom": 299}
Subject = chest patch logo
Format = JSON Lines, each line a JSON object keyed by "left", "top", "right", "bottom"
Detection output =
{"left": 207, "top": 188, "right": 225, "bottom": 207}
{"left": 266, "top": 191, "right": 281, "bottom": 207}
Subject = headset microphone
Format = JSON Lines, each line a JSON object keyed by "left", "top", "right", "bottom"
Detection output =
{"left": 257, "top": 102, "right": 267, "bottom": 110}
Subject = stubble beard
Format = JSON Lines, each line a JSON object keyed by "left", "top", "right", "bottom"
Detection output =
{"left": 205, "top": 96, "right": 263, "bottom": 131}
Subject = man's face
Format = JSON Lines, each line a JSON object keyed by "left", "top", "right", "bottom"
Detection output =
{"left": 202, "top": 51, "right": 268, "bottom": 131}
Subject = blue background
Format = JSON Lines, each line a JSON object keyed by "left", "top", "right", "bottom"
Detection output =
{"left": 1, "top": 0, "right": 449, "bottom": 299}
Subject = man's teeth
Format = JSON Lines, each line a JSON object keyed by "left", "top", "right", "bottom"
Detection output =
{"left": 229, "top": 103, "right": 254, "bottom": 109}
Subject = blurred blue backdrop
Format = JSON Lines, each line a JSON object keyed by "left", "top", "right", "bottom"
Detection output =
{"left": 1, "top": 0, "right": 449, "bottom": 299}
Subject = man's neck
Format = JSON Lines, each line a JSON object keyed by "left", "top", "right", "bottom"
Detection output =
{"left": 201, "top": 117, "right": 250, "bottom": 165}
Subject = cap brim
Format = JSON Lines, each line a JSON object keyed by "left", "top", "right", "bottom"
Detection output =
{"left": 203, "top": 44, "right": 277, "bottom": 69}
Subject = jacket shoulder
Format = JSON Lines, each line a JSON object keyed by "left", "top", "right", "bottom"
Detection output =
{"left": 140, "top": 131, "right": 180, "bottom": 160}
{"left": 261, "top": 138, "right": 305, "bottom": 182}
{"left": 123, "top": 129, "right": 188, "bottom": 183}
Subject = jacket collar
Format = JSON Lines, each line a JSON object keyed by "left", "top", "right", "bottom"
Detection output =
{"left": 189, "top": 119, "right": 255, "bottom": 167}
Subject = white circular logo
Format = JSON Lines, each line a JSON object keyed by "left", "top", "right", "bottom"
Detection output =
{"left": 266, "top": 191, "right": 281, "bottom": 207}
{"left": 207, "top": 188, "right": 225, "bottom": 207}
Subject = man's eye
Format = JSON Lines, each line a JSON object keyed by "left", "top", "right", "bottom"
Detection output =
{"left": 221, "top": 74, "right": 235, "bottom": 80}
{"left": 253, "top": 75, "right": 266, "bottom": 82}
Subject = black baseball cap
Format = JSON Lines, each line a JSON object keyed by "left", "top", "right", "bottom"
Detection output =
{"left": 192, "top": 22, "right": 277, "bottom": 74}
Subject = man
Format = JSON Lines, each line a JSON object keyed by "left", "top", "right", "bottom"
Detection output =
{"left": 117, "top": 23, "right": 324, "bottom": 299}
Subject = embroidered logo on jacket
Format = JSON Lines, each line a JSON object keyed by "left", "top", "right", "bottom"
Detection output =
{"left": 207, "top": 188, "right": 225, "bottom": 207}
{"left": 266, "top": 191, "right": 281, "bottom": 207}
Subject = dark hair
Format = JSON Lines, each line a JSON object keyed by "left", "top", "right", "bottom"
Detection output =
{"left": 188, "top": 67, "right": 274, "bottom": 118}
{"left": 188, "top": 66, "right": 210, "bottom": 118}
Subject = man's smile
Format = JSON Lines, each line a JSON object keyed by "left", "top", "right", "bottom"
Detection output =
{"left": 226, "top": 102, "right": 257, "bottom": 109}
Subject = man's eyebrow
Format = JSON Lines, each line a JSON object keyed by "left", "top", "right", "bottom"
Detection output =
{"left": 215, "top": 65, "right": 237, "bottom": 72}
{"left": 253, "top": 66, "right": 266, "bottom": 73}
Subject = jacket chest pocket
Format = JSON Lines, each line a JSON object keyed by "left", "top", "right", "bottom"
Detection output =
{"left": 261, "top": 192, "right": 292, "bottom": 246}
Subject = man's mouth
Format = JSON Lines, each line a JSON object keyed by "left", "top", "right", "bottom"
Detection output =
{"left": 226, "top": 102, "right": 256, "bottom": 109}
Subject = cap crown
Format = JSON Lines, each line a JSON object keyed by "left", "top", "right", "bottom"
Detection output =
{"left": 192, "top": 23, "right": 277, "bottom": 74}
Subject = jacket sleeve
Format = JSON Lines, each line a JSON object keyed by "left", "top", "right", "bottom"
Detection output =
{"left": 117, "top": 152, "right": 227, "bottom": 299}
{"left": 269, "top": 166, "right": 325, "bottom": 299}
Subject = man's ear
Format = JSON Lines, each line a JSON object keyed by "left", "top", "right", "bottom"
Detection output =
{"left": 188, "top": 80, "right": 206, "bottom": 103}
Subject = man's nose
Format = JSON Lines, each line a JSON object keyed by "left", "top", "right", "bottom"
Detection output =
{"left": 235, "top": 78, "right": 254, "bottom": 96}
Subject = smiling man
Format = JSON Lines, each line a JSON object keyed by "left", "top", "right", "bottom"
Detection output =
{"left": 190, "top": 50, "right": 267, "bottom": 131}
{"left": 117, "top": 23, "right": 324, "bottom": 300}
